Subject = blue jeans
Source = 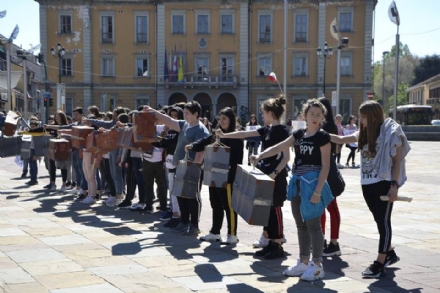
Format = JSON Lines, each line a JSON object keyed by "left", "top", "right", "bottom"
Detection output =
{"left": 29, "top": 149, "right": 38, "bottom": 182}
{"left": 22, "top": 159, "right": 29, "bottom": 173}
{"left": 72, "top": 150, "right": 87, "bottom": 190}
{"left": 132, "top": 157, "right": 145, "bottom": 202}
{"left": 109, "top": 149, "right": 123, "bottom": 194}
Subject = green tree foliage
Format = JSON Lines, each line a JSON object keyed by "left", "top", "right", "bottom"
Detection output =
{"left": 373, "top": 43, "right": 418, "bottom": 112}
{"left": 387, "top": 83, "right": 409, "bottom": 112}
{"left": 412, "top": 54, "right": 440, "bottom": 85}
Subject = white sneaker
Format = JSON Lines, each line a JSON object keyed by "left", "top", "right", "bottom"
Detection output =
{"left": 284, "top": 259, "right": 309, "bottom": 277}
{"left": 81, "top": 196, "right": 96, "bottom": 205}
{"left": 114, "top": 198, "right": 122, "bottom": 206}
{"left": 50, "top": 185, "right": 57, "bottom": 191}
{"left": 300, "top": 261, "right": 325, "bottom": 281}
{"left": 253, "top": 235, "right": 269, "bottom": 248}
{"left": 60, "top": 185, "right": 67, "bottom": 193}
{"left": 129, "top": 203, "right": 146, "bottom": 211}
{"left": 200, "top": 233, "right": 221, "bottom": 242}
{"left": 224, "top": 234, "right": 239, "bottom": 244}
{"left": 105, "top": 196, "right": 117, "bottom": 206}
{"left": 76, "top": 189, "right": 83, "bottom": 195}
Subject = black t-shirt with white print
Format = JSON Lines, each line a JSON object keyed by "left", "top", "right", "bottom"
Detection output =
{"left": 256, "top": 124, "right": 290, "bottom": 175}
{"left": 292, "top": 128, "right": 331, "bottom": 175}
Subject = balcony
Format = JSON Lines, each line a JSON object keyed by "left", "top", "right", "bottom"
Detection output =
{"left": 427, "top": 98, "right": 440, "bottom": 105}
{"left": 166, "top": 75, "right": 237, "bottom": 89}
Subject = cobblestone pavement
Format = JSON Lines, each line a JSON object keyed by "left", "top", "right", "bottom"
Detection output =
{"left": 0, "top": 141, "right": 439, "bottom": 293}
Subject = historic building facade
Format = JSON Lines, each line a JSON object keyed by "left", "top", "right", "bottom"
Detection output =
{"left": 37, "top": 0, "right": 375, "bottom": 123}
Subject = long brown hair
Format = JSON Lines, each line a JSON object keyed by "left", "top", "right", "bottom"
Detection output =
{"left": 358, "top": 101, "right": 384, "bottom": 156}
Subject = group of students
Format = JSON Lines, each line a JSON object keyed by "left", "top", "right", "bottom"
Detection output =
{"left": 13, "top": 95, "right": 409, "bottom": 281}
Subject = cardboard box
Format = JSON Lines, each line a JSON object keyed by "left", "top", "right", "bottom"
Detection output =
{"left": 202, "top": 144, "right": 230, "bottom": 188}
{"left": 117, "top": 128, "right": 153, "bottom": 153}
{"left": 20, "top": 135, "right": 32, "bottom": 160}
{"left": 49, "top": 138, "right": 71, "bottom": 161}
{"left": 71, "top": 126, "right": 94, "bottom": 149}
{"left": 95, "top": 129, "right": 121, "bottom": 154}
{"left": 132, "top": 112, "right": 157, "bottom": 142}
{"left": 0, "top": 136, "right": 21, "bottom": 158}
{"left": 232, "top": 165, "right": 274, "bottom": 226}
{"left": 172, "top": 159, "right": 202, "bottom": 199}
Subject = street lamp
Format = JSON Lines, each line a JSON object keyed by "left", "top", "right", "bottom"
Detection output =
{"left": 50, "top": 42, "right": 66, "bottom": 84}
{"left": 316, "top": 42, "right": 333, "bottom": 97}
{"left": 382, "top": 51, "right": 390, "bottom": 109}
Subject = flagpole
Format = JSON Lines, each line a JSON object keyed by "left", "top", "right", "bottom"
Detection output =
{"left": 283, "top": 0, "right": 287, "bottom": 120}
{"left": 6, "top": 42, "right": 12, "bottom": 111}
{"left": 393, "top": 25, "right": 399, "bottom": 120}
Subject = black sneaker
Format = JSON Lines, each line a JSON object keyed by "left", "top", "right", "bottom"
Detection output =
{"left": 66, "top": 181, "right": 72, "bottom": 189}
{"left": 117, "top": 200, "right": 132, "bottom": 209}
{"left": 255, "top": 241, "right": 274, "bottom": 257}
{"left": 164, "top": 217, "right": 180, "bottom": 228}
{"left": 143, "top": 205, "right": 153, "bottom": 213}
{"left": 264, "top": 242, "right": 285, "bottom": 259}
{"left": 362, "top": 261, "right": 386, "bottom": 278}
{"left": 70, "top": 182, "right": 77, "bottom": 189}
{"left": 384, "top": 249, "right": 400, "bottom": 267}
{"left": 323, "top": 242, "right": 341, "bottom": 257}
{"left": 25, "top": 180, "right": 38, "bottom": 186}
{"left": 21, "top": 172, "right": 28, "bottom": 179}
{"left": 76, "top": 194, "right": 87, "bottom": 201}
{"left": 44, "top": 183, "right": 52, "bottom": 189}
{"left": 160, "top": 210, "right": 173, "bottom": 221}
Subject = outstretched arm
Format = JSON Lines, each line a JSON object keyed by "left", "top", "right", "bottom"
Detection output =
{"left": 142, "top": 106, "right": 180, "bottom": 132}
{"left": 254, "top": 135, "right": 295, "bottom": 162}
{"left": 216, "top": 128, "right": 259, "bottom": 139}
{"left": 330, "top": 133, "right": 357, "bottom": 144}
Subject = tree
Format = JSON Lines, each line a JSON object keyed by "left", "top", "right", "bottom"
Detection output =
{"left": 387, "top": 83, "right": 409, "bottom": 113}
{"left": 373, "top": 43, "right": 419, "bottom": 111}
{"left": 412, "top": 54, "right": 440, "bottom": 85}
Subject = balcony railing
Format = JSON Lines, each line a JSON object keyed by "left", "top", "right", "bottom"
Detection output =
{"left": 166, "top": 75, "right": 237, "bottom": 88}
{"left": 427, "top": 98, "right": 440, "bottom": 105}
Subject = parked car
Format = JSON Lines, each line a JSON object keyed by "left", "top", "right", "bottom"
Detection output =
{"left": 432, "top": 120, "right": 440, "bottom": 125}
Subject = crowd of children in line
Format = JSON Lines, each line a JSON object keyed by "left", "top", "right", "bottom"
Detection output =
{"left": 4, "top": 95, "right": 409, "bottom": 281}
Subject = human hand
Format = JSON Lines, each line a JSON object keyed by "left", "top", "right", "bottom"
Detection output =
{"left": 249, "top": 154, "right": 260, "bottom": 166}
{"left": 215, "top": 128, "right": 225, "bottom": 138}
{"left": 116, "top": 121, "right": 125, "bottom": 128}
{"left": 310, "top": 192, "right": 321, "bottom": 204}
{"left": 185, "top": 144, "right": 193, "bottom": 152}
{"left": 268, "top": 172, "right": 276, "bottom": 180}
{"left": 98, "top": 127, "right": 106, "bottom": 132}
{"left": 387, "top": 187, "right": 398, "bottom": 203}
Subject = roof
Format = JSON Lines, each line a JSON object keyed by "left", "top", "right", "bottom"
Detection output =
{"left": 407, "top": 73, "right": 440, "bottom": 92}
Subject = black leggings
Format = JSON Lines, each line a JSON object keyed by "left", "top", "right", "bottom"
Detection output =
{"left": 209, "top": 184, "right": 237, "bottom": 236}
{"left": 177, "top": 195, "right": 201, "bottom": 227}
{"left": 49, "top": 159, "right": 67, "bottom": 183}
{"left": 362, "top": 181, "right": 393, "bottom": 254}
{"left": 346, "top": 146, "right": 357, "bottom": 164}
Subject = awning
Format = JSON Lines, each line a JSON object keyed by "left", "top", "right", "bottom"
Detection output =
{"left": 0, "top": 71, "right": 22, "bottom": 92}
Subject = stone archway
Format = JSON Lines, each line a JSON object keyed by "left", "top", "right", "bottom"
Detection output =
{"left": 216, "top": 93, "right": 237, "bottom": 114}
{"left": 168, "top": 92, "right": 187, "bottom": 106}
{"left": 193, "top": 92, "right": 212, "bottom": 120}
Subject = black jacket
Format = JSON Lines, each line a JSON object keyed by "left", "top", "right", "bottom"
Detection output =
{"left": 152, "top": 129, "right": 178, "bottom": 156}
{"left": 191, "top": 134, "right": 244, "bottom": 184}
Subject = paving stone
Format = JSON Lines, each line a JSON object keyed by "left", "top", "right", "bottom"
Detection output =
{"left": 0, "top": 235, "right": 41, "bottom": 246}
{"left": 6, "top": 248, "right": 66, "bottom": 263}
{"left": 1, "top": 282, "right": 50, "bottom": 293}
{"left": 75, "top": 256, "right": 135, "bottom": 268}
{"left": 19, "top": 259, "right": 84, "bottom": 276}
{"left": 50, "top": 283, "right": 124, "bottom": 293}
{"left": 88, "top": 263, "right": 149, "bottom": 277}
{"left": 102, "top": 272, "right": 189, "bottom": 292}
{"left": 0, "top": 267, "right": 35, "bottom": 284}
{"left": 171, "top": 275, "right": 241, "bottom": 291}
{"left": 35, "top": 271, "right": 105, "bottom": 290}
{"left": 0, "top": 228, "right": 26, "bottom": 237}
{"left": 0, "top": 257, "right": 19, "bottom": 269}
{"left": 39, "top": 234, "right": 93, "bottom": 246}
{"left": 7, "top": 218, "right": 60, "bottom": 228}
{"left": 20, "top": 227, "right": 74, "bottom": 237}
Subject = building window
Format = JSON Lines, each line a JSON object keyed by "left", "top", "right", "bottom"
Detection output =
{"left": 197, "top": 15, "right": 209, "bottom": 34}
{"left": 341, "top": 55, "right": 352, "bottom": 76}
{"left": 100, "top": 94, "right": 116, "bottom": 111}
{"left": 172, "top": 14, "right": 185, "bottom": 34}
{"left": 295, "top": 14, "right": 308, "bottom": 42}
{"left": 259, "top": 15, "right": 271, "bottom": 43}
{"left": 59, "top": 15, "right": 72, "bottom": 34}
{"left": 293, "top": 55, "right": 308, "bottom": 77}
{"left": 220, "top": 57, "right": 234, "bottom": 81}
{"left": 221, "top": 15, "right": 233, "bottom": 34}
{"left": 61, "top": 58, "right": 73, "bottom": 76}
{"left": 135, "top": 96, "right": 150, "bottom": 109}
{"left": 339, "top": 11, "right": 353, "bottom": 32}
{"left": 195, "top": 57, "right": 209, "bottom": 81}
{"left": 292, "top": 95, "right": 309, "bottom": 118}
{"left": 101, "top": 57, "right": 115, "bottom": 77}
{"left": 257, "top": 96, "right": 271, "bottom": 124}
{"left": 258, "top": 56, "right": 271, "bottom": 76}
{"left": 136, "top": 58, "right": 149, "bottom": 77}
{"left": 101, "top": 15, "right": 114, "bottom": 43}
{"left": 136, "top": 15, "right": 148, "bottom": 43}
{"left": 65, "top": 96, "right": 73, "bottom": 116}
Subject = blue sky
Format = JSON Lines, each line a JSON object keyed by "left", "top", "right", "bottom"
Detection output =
{"left": 1, "top": 0, "right": 439, "bottom": 62}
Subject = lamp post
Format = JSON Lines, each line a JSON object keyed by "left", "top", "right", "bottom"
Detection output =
{"left": 316, "top": 42, "right": 333, "bottom": 98}
{"left": 382, "top": 51, "right": 390, "bottom": 109}
{"left": 50, "top": 43, "right": 65, "bottom": 111}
